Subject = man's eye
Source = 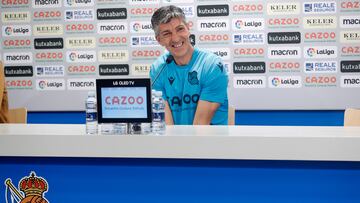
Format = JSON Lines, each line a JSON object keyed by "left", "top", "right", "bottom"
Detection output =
{"left": 162, "top": 33, "right": 170, "bottom": 37}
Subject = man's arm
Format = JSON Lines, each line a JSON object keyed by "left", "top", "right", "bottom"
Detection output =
{"left": 193, "top": 100, "right": 220, "bottom": 125}
{"left": 164, "top": 100, "right": 174, "bottom": 125}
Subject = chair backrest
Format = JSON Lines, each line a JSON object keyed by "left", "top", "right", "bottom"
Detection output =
{"left": 344, "top": 108, "right": 360, "bottom": 126}
{"left": 228, "top": 106, "right": 235, "bottom": 125}
{"left": 8, "top": 107, "right": 27, "bottom": 123}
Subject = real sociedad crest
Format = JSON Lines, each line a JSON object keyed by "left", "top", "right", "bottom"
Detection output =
{"left": 5, "top": 172, "right": 50, "bottom": 203}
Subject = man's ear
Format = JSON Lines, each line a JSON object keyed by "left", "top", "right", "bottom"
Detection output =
{"left": 185, "top": 22, "right": 190, "bottom": 30}
{"left": 156, "top": 35, "right": 164, "bottom": 47}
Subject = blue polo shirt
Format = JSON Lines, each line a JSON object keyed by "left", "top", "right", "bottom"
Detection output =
{"left": 150, "top": 48, "right": 228, "bottom": 125}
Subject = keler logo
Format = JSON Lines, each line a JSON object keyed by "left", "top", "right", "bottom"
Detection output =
{"left": 5, "top": 172, "right": 50, "bottom": 203}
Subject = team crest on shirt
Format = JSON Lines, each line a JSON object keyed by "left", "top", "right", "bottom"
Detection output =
{"left": 5, "top": 172, "right": 50, "bottom": 203}
{"left": 188, "top": 71, "right": 199, "bottom": 85}
{"left": 168, "top": 76, "right": 175, "bottom": 85}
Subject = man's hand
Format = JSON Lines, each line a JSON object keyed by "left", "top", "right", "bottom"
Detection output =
{"left": 193, "top": 100, "right": 220, "bottom": 125}
{"left": 164, "top": 100, "right": 174, "bottom": 125}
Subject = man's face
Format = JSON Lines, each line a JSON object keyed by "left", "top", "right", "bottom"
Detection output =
{"left": 156, "top": 17, "right": 193, "bottom": 63}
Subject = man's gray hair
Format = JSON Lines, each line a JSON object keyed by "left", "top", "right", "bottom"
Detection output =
{"left": 151, "top": 5, "right": 186, "bottom": 36}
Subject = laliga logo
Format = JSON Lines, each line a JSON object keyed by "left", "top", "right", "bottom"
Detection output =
{"left": 234, "top": 20, "right": 244, "bottom": 29}
{"left": 4, "top": 27, "right": 13, "bottom": 35}
{"left": 272, "top": 77, "right": 280, "bottom": 86}
{"left": 5, "top": 172, "right": 50, "bottom": 203}
{"left": 69, "top": 52, "right": 77, "bottom": 61}
{"left": 133, "top": 23, "right": 141, "bottom": 32}
{"left": 307, "top": 48, "right": 317, "bottom": 57}
{"left": 38, "top": 81, "right": 46, "bottom": 89}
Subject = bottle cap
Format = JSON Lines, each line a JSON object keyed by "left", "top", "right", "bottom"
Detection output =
{"left": 88, "top": 91, "right": 96, "bottom": 97}
{"left": 155, "top": 91, "right": 163, "bottom": 97}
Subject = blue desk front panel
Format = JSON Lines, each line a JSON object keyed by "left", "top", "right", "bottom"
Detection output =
{"left": 1, "top": 157, "right": 360, "bottom": 203}
{"left": 27, "top": 110, "right": 345, "bottom": 126}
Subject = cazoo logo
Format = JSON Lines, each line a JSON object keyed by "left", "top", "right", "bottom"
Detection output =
{"left": 6, "top": 79, "right": 33, "bottom": 89}
{"left": 1, "top": 0, "right": 30, "bottom": 7}
{"left": 3, "top": 39, "right": 31, "bottom": 49}
{"left": 232, "top": 3, "right": 263, "bottom": 15}
{"left": 268, "top": 18, "right": 300, "bottom": 28}
{"left": 304, "top": 32, "right": 336, "bottom": 42}
{"left": 98, "top": 36, "right": 127, "bottom": 47}
{"left": 304, "top": 76, "right": 337, "bottom": 87}
{"left": 131, "top": 49, "right": 162, "bottom": 60}
{"left": 33, "top": 10, "right": 62, "bottom": 21}
{"left": 233, "top": 47, "right": 265, "bottom": 58}
{"left": 198, "top": 34, "right": 230, "bottom": 45}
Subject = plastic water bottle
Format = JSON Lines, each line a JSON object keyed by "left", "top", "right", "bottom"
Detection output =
{"left": 141, "top": 123, "right": 151, "bottom": 135}
{"left": 141, "top": 90, "right": 158, "bottom": 135}
{"left": 86, "top": 91, "right": 98, "bottom": 134}
{"left": 152, "top": 91, "right": 165, "bottom": 135}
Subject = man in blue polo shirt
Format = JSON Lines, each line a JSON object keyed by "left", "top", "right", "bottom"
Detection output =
{"left": 150, "top": 5, "right": 228, "bottom": 125}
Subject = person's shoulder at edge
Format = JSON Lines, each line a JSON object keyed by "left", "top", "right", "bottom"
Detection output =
{"left": 197, "top": 48, "right": 221, "bottom": 64}
{"left": 196, "top": 48, "right": 224, "bottom": 72}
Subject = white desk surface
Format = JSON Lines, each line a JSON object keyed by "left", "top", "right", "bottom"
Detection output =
{"left": 0, "top": 124, "right": 359, "bottom": 161}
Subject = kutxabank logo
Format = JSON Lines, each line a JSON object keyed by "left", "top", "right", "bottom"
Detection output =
{"left": 5, "top": 172, "right": 50, "bottom": 203}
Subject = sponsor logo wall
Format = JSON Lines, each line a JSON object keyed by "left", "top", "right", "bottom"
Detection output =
{"left": 0, "top": 0, "right": 359, "bottom": 110}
